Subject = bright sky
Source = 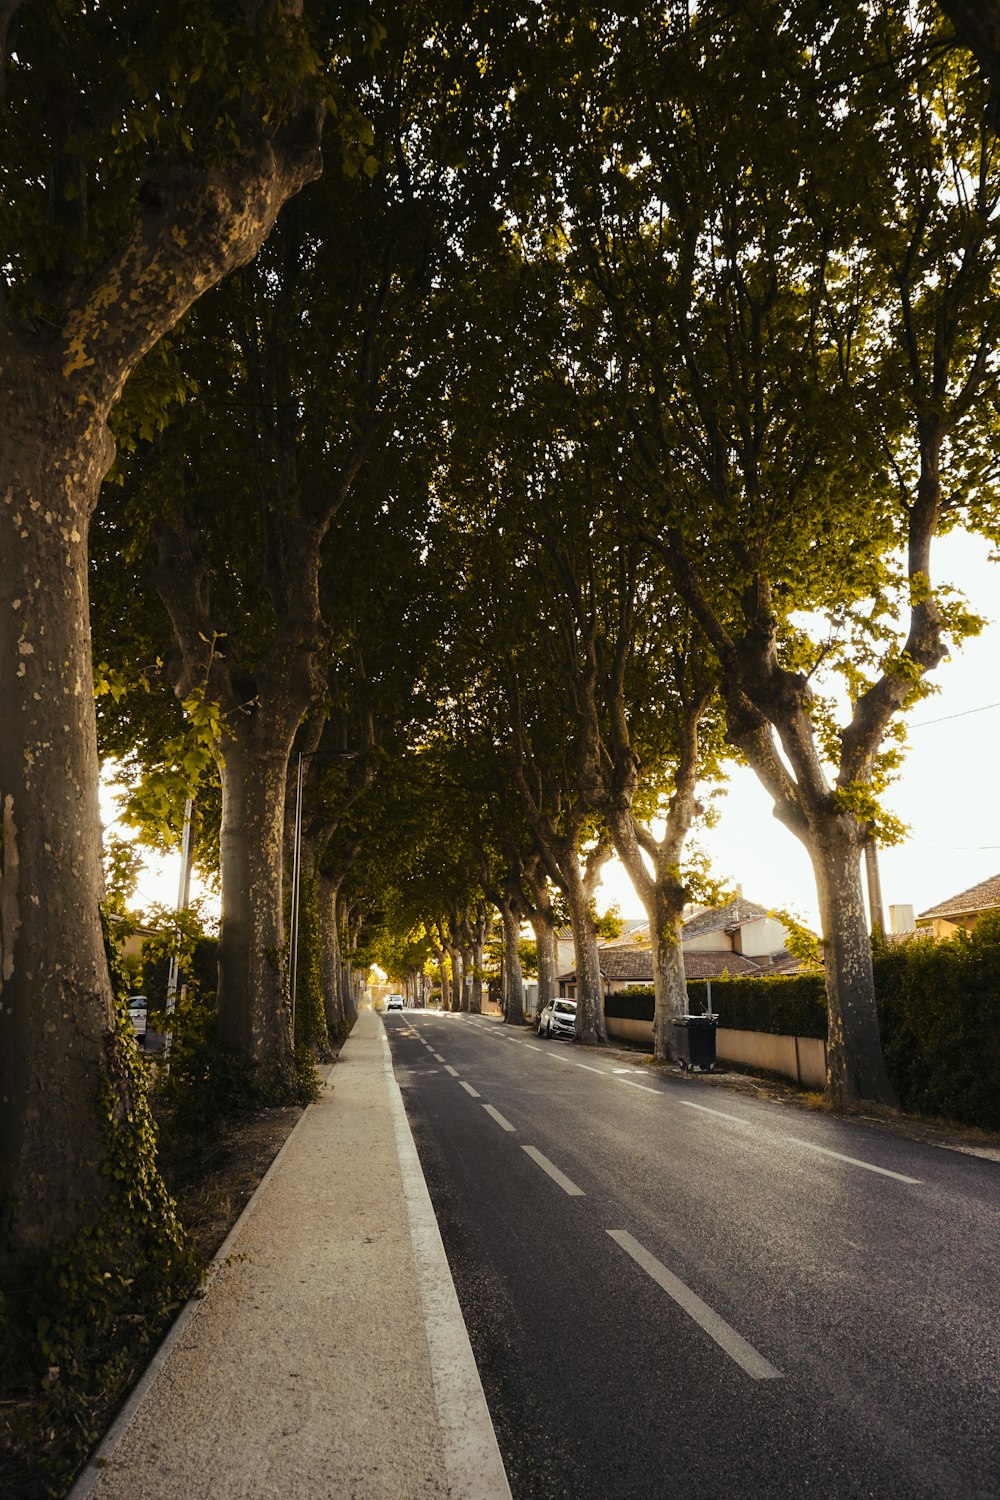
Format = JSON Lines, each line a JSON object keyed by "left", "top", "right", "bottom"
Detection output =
{"left": 599, "top": 529, "right": 1000, "bottom": 933}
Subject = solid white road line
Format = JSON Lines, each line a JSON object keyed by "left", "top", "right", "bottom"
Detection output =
{"left": 483, "top": 1105, "right": 516, "bottom": 1133}
{"left": 460, "top": 1081, "right": 481, "bottom": 1098}
{"left": 607, "top": 1230, "right": 783, "bottom": 1382}
{"left": 444, "top": 1065, "right": 459, "bottom": 1078}
{"left": 383, "top": 1033, "right": 514, "bottom": 1499}
{"left": 680, "top": 1100, "right": 748, "bottom": 1124}
{"left": 784, "top": 1136, "right": 922, "bottom": 1185}
{"left": 522, "top": 1146, "right": 585, "bottom": 1197}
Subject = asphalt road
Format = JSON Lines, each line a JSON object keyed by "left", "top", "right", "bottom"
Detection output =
{"left": 385, "top": 1009, "right": 1000, "bottom": 1500}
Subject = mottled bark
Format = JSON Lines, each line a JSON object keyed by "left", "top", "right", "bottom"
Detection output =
{"left": 564, "top": 863, "right": 607, "bottom": 1046}
{"left": 812, "top": 818, "right": 896, "bottom": 1106}
{"left": 0, "top": 76, "right": 320, "bottom": 1256}
{"left": 460, "top": 946, "right": 474, "bottom": 1012}
{"left": 534, "top": 917, "right": 557, "bottom": 1011}
{"left": 500, "top": 901, "right": 525, "bottom": 1025}
{"left": 610, "top": 810, "right": 690, "bottom": 1062}
{"left": 448, "top": 945, "right": 463, "bottom": 1012}
{"left": 217, "top": 728, "right": 296, "bottom": 1085}
{"left": 0, "top": 396, "right": 120, "bottom": 1256}
{"left": 318, "top": 871, "right": 346, "bottom": 1044}
{"left": 470, "top": 937, "right": 484, "bottom": 1013}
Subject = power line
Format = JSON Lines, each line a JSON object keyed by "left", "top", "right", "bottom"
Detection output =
{"left": 911, "top": 700, "right": 1000, "bottom": 728}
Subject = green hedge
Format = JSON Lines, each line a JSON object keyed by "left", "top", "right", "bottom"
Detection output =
{"left": 602, "top": 922, "right": 1000, "bottom": 1130}
{"left": 872, "top": 915, "right": 1000, "bottom": 1130}
{"left": 687, "top": 975, "right": 828, "bottom": 1038}
{"left": 605, "top": 987, "right": 654, "bottom": 1021}
{"left": 605, "top": 977, "right": 826, "bottom": 1038}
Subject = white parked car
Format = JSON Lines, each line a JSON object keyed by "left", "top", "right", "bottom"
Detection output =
{"left": 127, "top": 995, "right": 148, "bottom": 1038}
{"left": 536, "top": 998, "right": 577, "bottom": 1039}
{"left": 386, "top": 994, "right": 405, "bottom": 1011}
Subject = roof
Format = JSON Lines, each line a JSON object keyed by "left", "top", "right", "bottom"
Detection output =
{"left": 918, "top": 873, "right": 1000, "bottom": 922}
{"left": 681, "top": 899, "right": 769, "bottom": 940}
{"left": 600, "top": 920, "right": 650, "bottom": 948}
{"left": 682, "top": 951, "right": 770, "bottom": 979}
{"left": 555, "top": 918, "right": 647, "bottom": 943}
{"left": 599, "top": 946, "right": 654, "bottom": 981}
{"left": 557, "top": 944, "right": 767, "bottom": 984}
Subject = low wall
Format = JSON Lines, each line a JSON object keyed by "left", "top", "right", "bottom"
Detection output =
{"left": 604, "top": 1015, "right": 827, "bottom": 1090}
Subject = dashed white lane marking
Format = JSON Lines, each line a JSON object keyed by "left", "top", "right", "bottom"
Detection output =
{"left": 459, "top": 1024, "right": 919, "bottom": 1187}
{"left": 607, "top": 1231, "right": 782, "bottom": 1382}
{"left": 483, "top": 1105, "right": 516, "bottom": 1132}
{"left": 444, "top": 1065, "right": 459, "bottom": 1077}
{"left": 460, "top": 1081, "right": 481, "bottom": 1098}
{"left": 431, "top": 1052, "right": 445, "bottom": 1063}
{"left": 522, "top": 1146, "right": 585, "bottom": 1197}
{"left": 784, "top": 1137, "right": 922, "bottom": 1184}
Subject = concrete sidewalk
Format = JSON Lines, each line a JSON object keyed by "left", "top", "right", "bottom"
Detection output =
{"left": 70, "top": 1010, "right": 510, "bottom": 1500}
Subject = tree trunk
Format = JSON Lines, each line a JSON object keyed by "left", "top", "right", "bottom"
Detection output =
{"left": 0, "top": 401, "right": 122, "bottom": 1258}
{"left": 565, "top": 866, "right": 607, "bottom": 1046}
{"left": 470, "top": 938, "right": 484, "bottom": 1013}
{"left": 0, "top": 33, "right": 321, "bottom": 1262}
{"left": 449, "top": 945, "right": 464, "bottom": 1012}
{"left": 318, "top": 871, "right": 347, "bottom": 1046}
{"left": 533, "top": 913, "right": 557, "bottom": 1011}
{"left": 609, "top": 810, "right": 689, "bottom": 1062}
{"left": 650, "top": 897, "right": 688, "bottom": 1060}
{"left": 217, "top": 726, "right": 296, "bottom": 1090}
{"left": 460, "top": 946, "right": 474, "bottom": 1012}
{"left": 812, "top": 820, "right": 897, "bottom": 1107}
{"left": 342, "top": 965, "right": 358, "bottom": 1028}
{"left": 500, "top": 903, "right": 525, "bottom": 1025}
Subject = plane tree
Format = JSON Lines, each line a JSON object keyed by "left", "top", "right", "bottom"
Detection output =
{"left": 507, "top": 0, "right": 1000, "bottom": 1103}
{"left": 0, "top": 0, "right": 330, "bottom": 1266}
{"left": 101, "top": 5, "right": 469, "bottom": 1090}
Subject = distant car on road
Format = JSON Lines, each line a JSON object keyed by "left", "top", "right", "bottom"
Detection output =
{"left": 127, "top": 995, "right": 148, "bottom": 1039}
{"left": 386, "top": 994, "right": 405, "bottom": 1011}
{"left": 537, "top": 998, "right": 577, "bottom": 1039}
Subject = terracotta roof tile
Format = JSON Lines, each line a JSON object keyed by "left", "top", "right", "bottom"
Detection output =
{"left": 918, "top": 873, "right": 1000, "bottom": 921}
{"left": 682, "top": 951, "right": 767, "bottom": 979}
{"left": 681, "top": 898, "right": 769, "bottom": 939}
{"left": 557, "top": 944, "right": 769, "bottom": 984}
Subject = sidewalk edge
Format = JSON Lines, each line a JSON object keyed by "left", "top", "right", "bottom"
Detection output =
{"left": 381, "top": 1022, "right": 513, "bottom": 1500}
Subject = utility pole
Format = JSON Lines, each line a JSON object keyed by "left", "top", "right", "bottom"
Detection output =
{"left": 864, "top": 835, "right": 885, "bottom": 938}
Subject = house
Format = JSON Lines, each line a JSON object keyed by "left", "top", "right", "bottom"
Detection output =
{"left": 556, "top": 896, "right": 805, "bottom": 996}
{"left": 917, "top": 873, "right": 1000, "bottom": 939}
{"left": 557, "top": 940, "right": 780, "bottom": 998}
{"left": 553, "top": 917, "right": 648, "bottom": 976}
{"left": 681, "top": 898, "right": 793, "bottom": 965}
